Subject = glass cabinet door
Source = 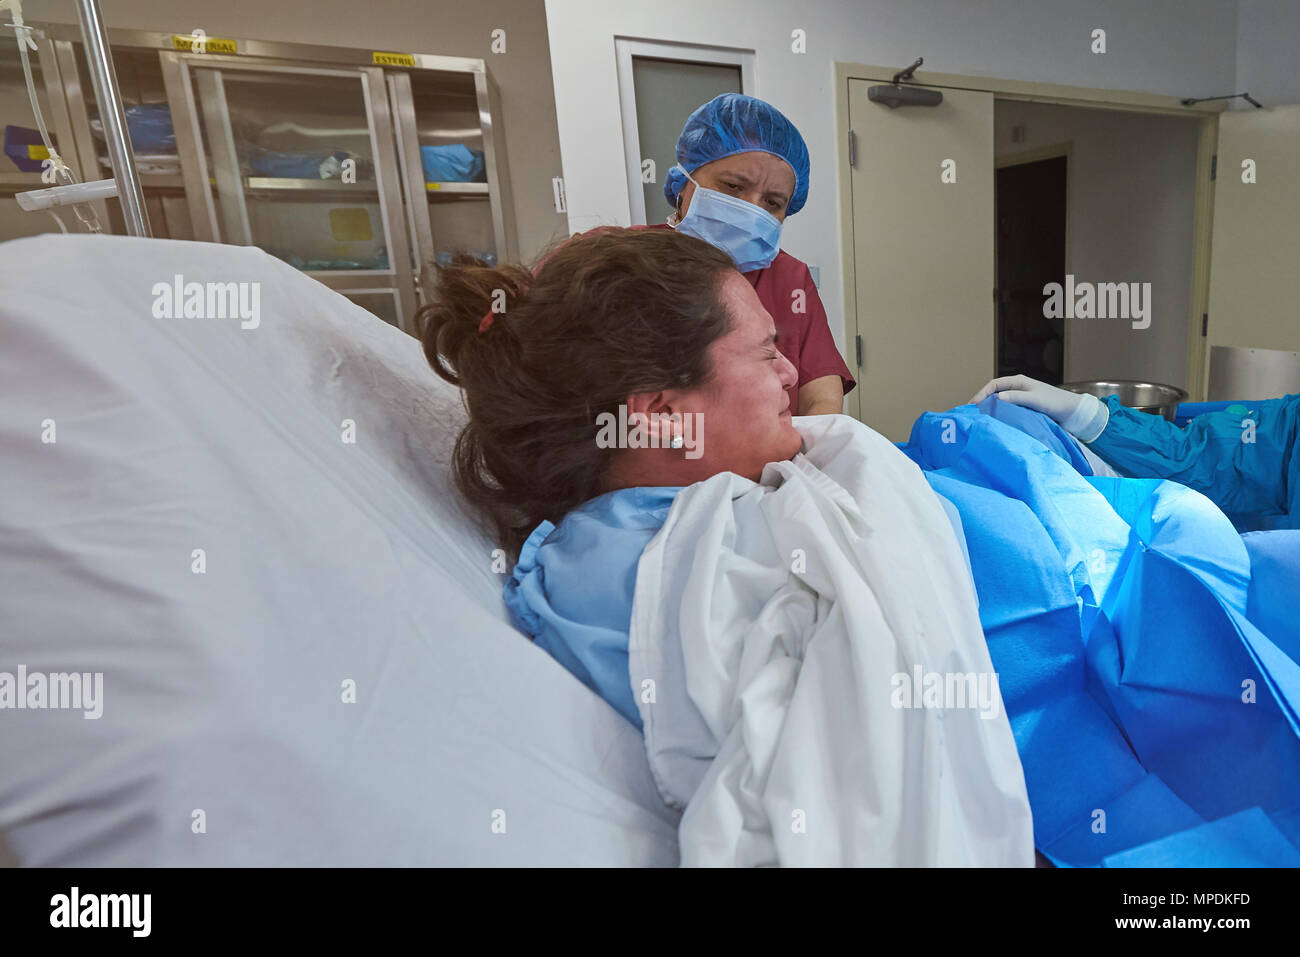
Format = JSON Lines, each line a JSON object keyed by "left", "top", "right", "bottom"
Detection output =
{"left": 161, "top": 54, "right": 416, "bottom": 330}
{"left": 386, "top": 67, "right": 515, "bottom": 314}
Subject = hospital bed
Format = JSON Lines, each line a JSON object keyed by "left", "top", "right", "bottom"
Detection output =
{"left": 0, "top": 234, "right": 679, "bottom": 866}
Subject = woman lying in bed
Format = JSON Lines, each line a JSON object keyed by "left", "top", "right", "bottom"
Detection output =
{"left": 421, "top": 227, "right": 1300, "bottom": 868}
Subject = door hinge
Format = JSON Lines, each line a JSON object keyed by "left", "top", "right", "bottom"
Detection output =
{"left": 848, "top": 130, "right": 857, "bottom": 168}
{"left": 1210, "top": 154, "right": 1217, "bottom": 181}
{"left": 855, "top": 334, "right": 863, "bottom": 366}
{"left": 1202, "top": 313, "right": 1208, "bottom": 337}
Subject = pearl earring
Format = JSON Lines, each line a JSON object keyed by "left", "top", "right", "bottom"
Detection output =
{"left": 670, "top": 433, "right": 684, "bottom": 450}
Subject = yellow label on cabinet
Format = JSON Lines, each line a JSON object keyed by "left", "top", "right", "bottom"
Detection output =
{"left": 372, "top": 51, "right": 417, "bottom": 68}
{"left": 329, "top": 208, "right": 373, "bottom": 242}
{"left": 172, "top": 34, "right": 238, "bottom": 54}
{"left": 426, "top": 182, "right": 441, "bottom": 190}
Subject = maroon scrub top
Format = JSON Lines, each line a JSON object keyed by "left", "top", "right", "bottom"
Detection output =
{"left": 640, "top": 223, "right": 856, "bottom": 413}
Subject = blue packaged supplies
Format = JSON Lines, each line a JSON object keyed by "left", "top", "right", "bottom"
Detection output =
{"left": 246, "top": 147, "right": 350, "bottom": 179}
{"left": 420, "top": 144, "right": 486, "bottom": 183}
{"left": 4, "top": 125, "right": 53, "bottom": 173}
{"left": 123, "top": 103, "right": 175, "bottom": 153}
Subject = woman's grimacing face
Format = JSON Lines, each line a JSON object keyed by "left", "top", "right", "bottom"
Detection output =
{"left": 614, "top": 270, "right": 801, "bottom": 487}
{"left": 694, "top": 271, "right": 803, "bottom": 478}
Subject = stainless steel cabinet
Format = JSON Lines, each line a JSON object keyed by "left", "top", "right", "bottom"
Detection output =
{"left": 2, "top": 25, "right": 516, "bottom": 335}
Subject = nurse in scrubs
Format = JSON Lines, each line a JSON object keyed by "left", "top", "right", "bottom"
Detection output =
{"left": 658, "top": 93, "right": 854, "bottom": 416}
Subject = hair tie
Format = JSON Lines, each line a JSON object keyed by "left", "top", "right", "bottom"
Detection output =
{"left": 478, "top": 310, "right": 495, "bottom": 333}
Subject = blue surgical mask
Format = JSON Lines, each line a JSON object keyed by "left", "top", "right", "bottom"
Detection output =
{"left": 668, "top": 166, "right": 782, "bottom": 272}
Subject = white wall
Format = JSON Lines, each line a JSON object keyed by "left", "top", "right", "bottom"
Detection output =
{"left": 544, "top": 0, "right": 1239, "bottom": 359}
{"left": 995, "top": 102, "right": 1202, "bottom": 389}
{"left": 1235, "top": 0, "right": 1300, "bottom": 108}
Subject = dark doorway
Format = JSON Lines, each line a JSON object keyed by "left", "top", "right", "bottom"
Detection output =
{"left": 995, "top": 155, "right": 1067, "bottom": 383}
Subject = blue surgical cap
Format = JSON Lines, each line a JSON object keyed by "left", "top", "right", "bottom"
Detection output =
{"left": 663, "top": 93, "right": 810, "bottom": 216}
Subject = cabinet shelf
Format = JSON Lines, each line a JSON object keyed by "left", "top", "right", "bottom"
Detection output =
{"left": 0, "top": 171, "right": 44, "bottom": 188}
{"left": 244, "top": 177, "right": 377, "bottom": 192}
{"left": 0, "top": 170, "right": 182, "bottom": 190}
{"left": 425, "top": 181, "right": 487, "bottom": 194}
{"left": 235, "top": 177, "right": 483, "bottom": 195}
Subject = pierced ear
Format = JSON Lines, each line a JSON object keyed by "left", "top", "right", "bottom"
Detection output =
{"left": 658, "top": 410, "right": 683, "bottom": 449}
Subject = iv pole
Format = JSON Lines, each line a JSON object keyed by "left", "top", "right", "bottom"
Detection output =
{"left": 4, "top": 0, "right": 151, "bottom": 235}
{"left": 74, "top": 0, "right": 150, "bottom": 235}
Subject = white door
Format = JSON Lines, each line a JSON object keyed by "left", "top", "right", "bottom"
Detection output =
{"left": 846, "top": 78, "right": 995, "bottom": 440}
{"left": 1203, "top": 104, "right": 1300, "bottom": 397}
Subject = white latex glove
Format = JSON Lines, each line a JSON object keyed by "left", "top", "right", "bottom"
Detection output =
{"left": 967, "top": 374, "right": 1110, "bottom": 442}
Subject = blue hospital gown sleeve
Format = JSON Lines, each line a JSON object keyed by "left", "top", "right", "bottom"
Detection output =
{"left": 1088, "top": 394, "right": 1300, "bottom": 523}
{"left": 502, "top": 487, "right": 681, "bottom": 730}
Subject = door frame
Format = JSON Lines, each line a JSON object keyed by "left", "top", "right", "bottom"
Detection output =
{"left": 834, "top": 62, "right": 1224, "bottom": 420}
{"left": 614, "top": 37, "right": 755, "bottom": 225}
{"left": 993, "top": 141, "right": 1073, "bottom": 380}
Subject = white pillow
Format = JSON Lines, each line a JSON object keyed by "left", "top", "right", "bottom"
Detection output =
{"left": 0, "top": 234, "right": 677, "bottom": 865}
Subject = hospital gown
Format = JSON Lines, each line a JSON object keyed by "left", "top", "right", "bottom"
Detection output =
{"left": 505, "top": 405, "right": 1300, "bottom": 866}
{"left": 504, "top": 487, "right": 679, "bottom": 730}
{"left": 505, "top": 483, "right": 973, "bottom": 733}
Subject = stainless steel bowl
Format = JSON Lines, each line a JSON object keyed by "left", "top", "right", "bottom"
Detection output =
{"left": 1059, "top": 380, "right": 1189, "bottom": 421}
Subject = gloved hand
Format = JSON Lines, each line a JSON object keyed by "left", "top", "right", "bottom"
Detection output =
{"left": 968, "top": 374, "right": 1110, "bottom": 442}
{"left": 969, "top": 374, "right": 1081, "bottom": 417}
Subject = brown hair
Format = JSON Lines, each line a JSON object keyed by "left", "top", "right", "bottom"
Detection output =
{"left": 420, "top": 227, "right": 735, "bottom": 560}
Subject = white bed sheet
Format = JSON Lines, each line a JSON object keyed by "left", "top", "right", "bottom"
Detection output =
{"left": 0, "top": 234, "right": 677, "bottom": 865}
